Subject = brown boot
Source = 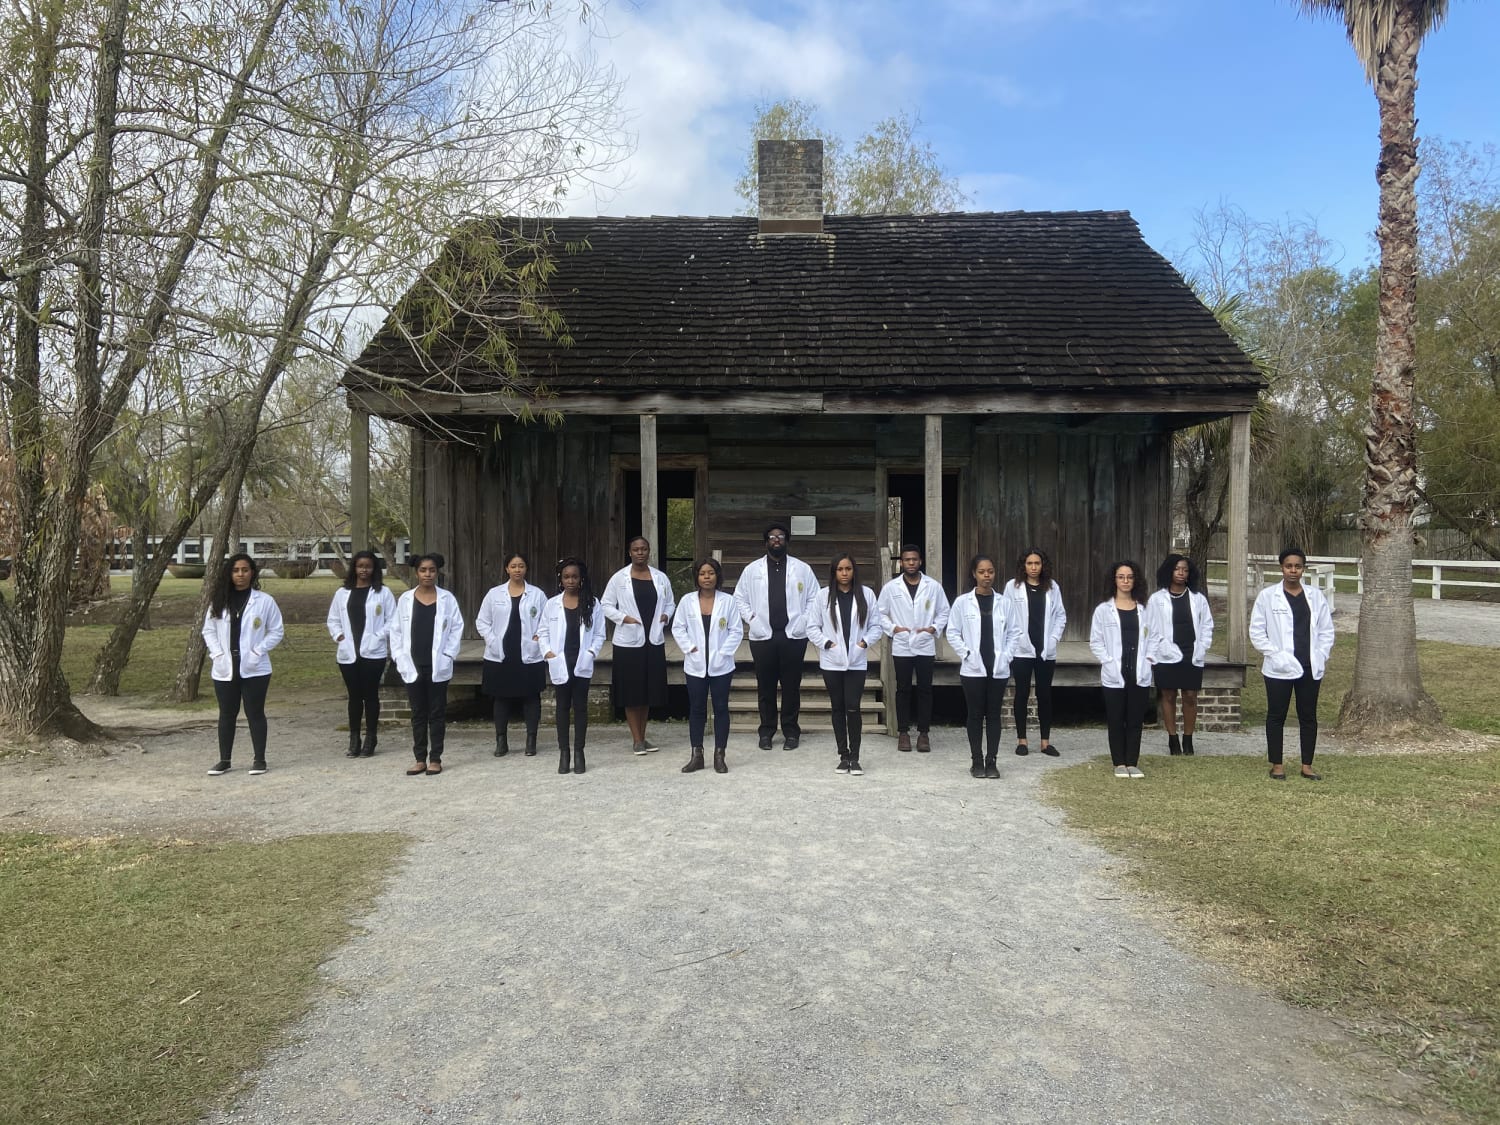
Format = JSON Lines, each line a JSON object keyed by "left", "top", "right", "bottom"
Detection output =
{"left": 897, "top": 731, "right": 913, "bottom": 752}
{"left": 916, "top": 731, "right": 931, "bottom": 753}
{"left": 682, "top": 746, "right": 705, "bottom": 773}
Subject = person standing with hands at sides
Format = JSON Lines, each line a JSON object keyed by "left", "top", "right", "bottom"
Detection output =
{"left": 946, "top": 555, "right": 1023, "bottom": 780}
{"left": 203, "top": 554, "right": 285, "bottom": 776}
{"left": 1090, "top": 560, "right": 1156, "bottom": 780}
{"left": 876, "top": 544, "right": 950, "bottom": 753}
{"left": 809, "top": 555, "right": 884, "bottom": 776}
{"left": 671, "top": 558, "right": 743, "bottom": 775}
{"left": 1250, "top": 547, "right": 1335, "bottom": 781}
{"left": 389, "top": 553, "right": 464, "bottom": 776}
{"left": 477, "top": 553, "right": 549, "bottom": 758}
{"left": 735, "top": 522, "right": 819, "bottom": 751}
{"left": 1146, "top": 554, "right": 1214, "bottom": 756}
{"left": 602, "top": 536, "right": 676, "bottom": 756}
{"left": 327, "top": 550, "right": 397, "bottom": 759}
{"left": 537, "top": 558, "right": 606, "bottom": 775}
{"left": 1004, "top": 548, "right": 1066, "bottom": 758}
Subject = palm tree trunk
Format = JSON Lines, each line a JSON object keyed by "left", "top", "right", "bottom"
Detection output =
{"left": 1338, "top": 1, "right": 1442, "bottom": 733}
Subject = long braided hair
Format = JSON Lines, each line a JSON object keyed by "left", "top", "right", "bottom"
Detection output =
{"left": 556, "top": 556, "right": 596, "bottom": 628}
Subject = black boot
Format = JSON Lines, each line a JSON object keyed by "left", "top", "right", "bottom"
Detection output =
{"left": 573, "top": 745, "right": 586, "bottom": 774}
{"left": 970, "top": 754, "right": 985, "bottom": 779}
{"left": 713, "top": 747, "right": 728, "bottom": 773}
{"left": 984, "top": 754, "right": 1000, "bottom": 779}
{"left": 345, "top": 730, "right": 361, "bottom": 758}
{"left": 494, "top": 731, "right": 509, "bottom": 757}
{"left": 524, "top": 733, "right": 538, "bottom": 757}
{"left": 682, "top": 746, "right": 705, "bottom": 773}
{"left": 360, "top": 731, "right": 376, "bottom": 757}
{"left": 1168, "top": 733, "right": 1182, "bottom": 755}
{"left": 1183, "top": 733, "right": 1195, "bottom": 756}
{"left": 558, "top": 749, "right": 572, "bottom": 774}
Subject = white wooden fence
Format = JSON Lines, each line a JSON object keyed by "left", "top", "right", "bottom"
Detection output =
{"left": 1230, "top": 555, "right": 1500, "bottom": 602}
{"left": 106, "top": 536, "right": 410, "bottom": 575}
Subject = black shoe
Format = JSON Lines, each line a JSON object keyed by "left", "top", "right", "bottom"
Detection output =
{"left": 758, "top": 735, "right": 773, "bottom": 751}
{"left": 783, "top": 736, "right": 800, "bottom": 751}
{"left": 345, "top": 734, "right": 361, "bottom": 758}
{"left": 969, "top": 760, "right": 985, "bottom": 779}
{"left": 1040, "top": 744, "right": 1060, "bottom": 757}
{"left": 1182, "top": 734, "right": 1195, "bottom": 756}
{"left": 1014, "top": 742, "right": 1029, "bottom": 756}
{"left": 207, "top": 760, "right": 231, "bottom": 776}
{"left": 1268, "top": 767, "right": 1286, "bottom": 781}
{"left": 916, "top": 732, "right": 931, "bottom": 753}
{"left": 524, "top": 735, "right": 537, "bottom": 757}
{"left": 682, "top": 747, "right": 706, "bottom": 773}
{"left": 712, "top": 748, "right": 728, "bottom": 773}
{"left": 574, "top": 748, "right": 586, "bottom": 774}
{"left": 984, "top": 758, "right": 1000, "bottom": 780}
{"left": 249, "top": 761, "right": 268, "bottom": 775}
{"left": 559, "top": 749, "right": 572, "bottom": 774}
{"left": 836, "top": 757, "right": 851, "bottom": 774}
{"left": 1301, "top": 769, "right": 1323, "bottom": 781}
{"left": 494, "top": 734, "right": 509, "bottom": 758}
{"left": 1169, "top": 733, "right": 1182, "bottom": 755}
{"left": 848, "top": 759, "right": 864, "bottom": 776}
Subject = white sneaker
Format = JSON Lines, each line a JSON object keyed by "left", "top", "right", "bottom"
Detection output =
{"left": 1126, "top": 766, "right": 1145, "bottom": 779}
{"left": 1113, "top": 765, "right": 1129, "bottom": 779}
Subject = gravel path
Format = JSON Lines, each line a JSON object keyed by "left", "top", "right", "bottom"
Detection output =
{"left": 4, "top": 706, "right": 1421, "bottom": 1125}
{"left": 1333, "top": 596, "right": 1500, "bottom": 648}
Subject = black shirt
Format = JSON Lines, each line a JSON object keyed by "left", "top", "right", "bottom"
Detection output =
{"left": 836, "top": 588, "right": 855, "bottom": 648}
{"left": 976, "top": 592, "right": 995, "bottom": 676}
{"left": 633, "top": 576, "right": 659, "bottom": 642}
{"left": 502, "top": 592, "right": 524, "bottom": 661}
{"left": 563, "top": 602, "right": 581, "bottom": 671}
{"left": 904, "top": 576, "right": 921, "bottom": 600}
{"left": 1025, "top": 582, "right": 1046, "bottom": 655}
{"left": 1285, "top": 588, "right": 1312, "bottom": 675}
{"left": 227, "top": 587, "right": 251, "bottom": 679}
{"left": 348, "top": 586, "right": 371, "bottom": 651}
{"left": 767, "top": 556, "right": 788, "bottom": 634}
{"left": 1170, "top": 590, "right": 1195, "bottom": 650}
{"left": 1118, "top": 606, "right": 1140, "bottom": 687}
{"left": 411, "top": 598, "right": 437, "bottom": 670}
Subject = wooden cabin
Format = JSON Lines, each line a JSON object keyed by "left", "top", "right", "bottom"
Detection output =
{"left": 342, "top": 141, "right": 1263, "bottom": 728}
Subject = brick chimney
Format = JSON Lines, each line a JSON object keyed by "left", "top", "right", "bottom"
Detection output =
{"left": 757, "top": 139, "right": 824, "bottom": 235}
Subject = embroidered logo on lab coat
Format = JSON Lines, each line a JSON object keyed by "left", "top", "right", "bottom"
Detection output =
{"left": 252, "top": 617, "right": 262, "bottom": 628}
{"left": 374, "top": 604, "right": 382, "bottom": 616}
{"left": 718, "top": 617, "right": 727, "bottom": 629}
{"left": 796, "top": 582, "right": 803, "bottom": 593}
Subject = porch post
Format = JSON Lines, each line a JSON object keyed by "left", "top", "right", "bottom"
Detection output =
{"left": 350, "top": 406, "right": 370, "bottom": 552}
{"left": 1227, "top": 410, "right": 1251, "bottom": 663}
{"left": 408, "top": 430, "right": 426, "bottom": 561}
{"left": 924, "top": 415, "right": 943, "bottom": 588}
{"left": 640, "top": 413, "right": 659, "bottom": 567}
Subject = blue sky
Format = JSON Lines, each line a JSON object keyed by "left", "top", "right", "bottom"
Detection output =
{"left": 572, "top": 0, "right": 1500, "bottom": 275}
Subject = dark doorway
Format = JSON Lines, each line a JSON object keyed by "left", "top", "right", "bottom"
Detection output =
{"left": 623, "top": 468, "right": 699, "bottom": 598}
{"left": 887, "top": 472, "right": 959, "bottom": 593}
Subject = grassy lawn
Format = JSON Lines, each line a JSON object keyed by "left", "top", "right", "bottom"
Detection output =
{"left": 1237, "top": 634, "right": 1500, "bottom": 736}
{"left": 1043, "top": 750, "right": 1500, "bottom": 1121}
{"left": 0, "top": 831, "right": 406, "bottom": 1125}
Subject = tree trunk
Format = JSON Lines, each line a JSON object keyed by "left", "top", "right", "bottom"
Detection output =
{"left": 1337, "top": 3, "right": 1443, "bottom": 735}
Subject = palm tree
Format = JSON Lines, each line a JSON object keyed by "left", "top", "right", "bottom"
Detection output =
{"left": 1298, "top": 0, "right": 1446, "bottom": 734}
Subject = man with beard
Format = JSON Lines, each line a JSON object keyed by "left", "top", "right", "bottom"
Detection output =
{"left": 876, "top": 544, "right": 951, "bottom": 753}
{"left": 734, "top": 521, "right": 819, "bottom": 750}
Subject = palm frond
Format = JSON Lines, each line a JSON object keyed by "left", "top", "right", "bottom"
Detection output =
{"left": 1296, "top": 0, "right": 1449, "bottom": 83}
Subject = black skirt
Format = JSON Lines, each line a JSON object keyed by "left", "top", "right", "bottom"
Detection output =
{"left": 1153, "top": 658, "right": 1203, "bottom": 691}
{"left": 483, "top": 658, "right": 545, "bottom": 700}
{"left": 612, "top": 641, "right": 667, "bottom": 708}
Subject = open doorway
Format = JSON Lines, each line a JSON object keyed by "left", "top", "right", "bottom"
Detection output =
{"left": 621, "top": 466, "right": 704, "bottom": 597}
{"left": 886, "top": 471, "right": 959, "bottom": 593}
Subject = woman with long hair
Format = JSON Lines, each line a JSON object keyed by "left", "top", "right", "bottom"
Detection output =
{"left": 602, "top": 535, "right": 676, "bottom": 756}
{"left": 389, "top": 552, "right": 464, "bottom": 776}
{"left": 1089, "top": 560, "right": 1156, "bottom": 780}
{"left": 537, "top": 557, "right": 606, "bottom": 775}
{"left": 476, "top": 553, "right": 549, "bottom": 757}
{"left": 945, "top": 554, "right": 1023, "bottom": 780}
{"left": 670, "top": 557, "right": 743, "bottom": 775}
{"left": 202, "top": 553, "right": 285, "bottom": 775}
{"left": 808, "top": 554, "right": 883, "bottom": 776}
{"left": 326, "top": 550, "right": 397, "bottom": 758}
{"left": 1004, "top": 547, "right": 1066, "bottom": 758}
{"left": 1146, "top": 553, "right": 1214, "bottom": 755}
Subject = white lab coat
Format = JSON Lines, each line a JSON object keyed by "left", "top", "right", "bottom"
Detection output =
{"left": 1088, "top": 601, "right": 1157, "bottom": 689}
{"left": 601, "top": 565, "right": 677, "bottom": 648}
{"left": 944, "top": 589, "right": 1024, "bottom": 680}
{"left": 733, "top": 554, "right": 820, "bottom": 641}
{"left": 807, "top": 585, "right": 884, "bottom": 671}
{"left": 475, "top": 582, "right": 549, "bottom": 665}
{"left": 876, "top": 573, "right": 951, "bottom": 657}
{"left": 390, "top": 587, "right": 464, "bottom": 684}
{"left": 202, "top": 589, "right": 285, "bottom": 681}
{"left": 1145, "top": 588, "right": 1214, "bottom": 667}
{"left": 326, "top": 585, "right": 398, "bottom": 663}
{"left": 535, "top": 594, "right": 608, "bottom": 685}
{"left": 670, "top": 591, "right": 744, "bottom": 679}
{"left": 1249, "top": 582, "right": 1335, "bottom": 680}
{"left": 1004, "top": 579, "right": 1068, "bottom": 661}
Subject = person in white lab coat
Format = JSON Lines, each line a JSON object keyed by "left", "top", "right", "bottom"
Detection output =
{"left": 945, "top": 554, "right": 1023, "bottom": 780}
{"left": 1249, "top": 547, "right": 1336, "bottom": 781}
{"left": 670, "top": 558, "right": 743, "bottom": 774}
{"left": 1146, "top": 553, "right": 1214, "bottom": 757}
{"left": 734, "top": 521, "right": 819, "bottom": 751}
{"left": 602, "top": 536, "right": 676, "bottom": 756}
{"left": 536, "top": 557, "right": 607, "bottom": 775}
{"left": 389, "top": 552, "right": 465, "bottom": 775}
{"left": 875, "top": 544, "right": 950, "bottom": 753}
{"left": 475, "top": 553, "right": 549, "bottom": 757}
{"left": 808, "top": 555, "right": 884, "bottom": 776}
{"left": 202, "top": 553, "right": 285, "bottom": 775}
{"left": 1004, "top": 547, "right": 1067, "bottom": 758}
{"left": 326, "top": 550, "right": 397, "bottom": 758}
{"left": 1088, "top": 560, "right": 1156, "bottom": 779}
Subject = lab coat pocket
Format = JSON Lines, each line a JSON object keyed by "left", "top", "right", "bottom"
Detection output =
{"left": 211, "top": 653, "right": 232, "bottom": 680}
{"left": 1268, "top": 651, "right": 1303, "bottom": 678}
{"left": 547, "top": 654, "right": 569, "bottom": 685}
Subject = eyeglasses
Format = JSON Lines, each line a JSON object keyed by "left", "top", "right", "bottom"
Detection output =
{"left": 766, "top": 533, "right": 787, "bottom": 542}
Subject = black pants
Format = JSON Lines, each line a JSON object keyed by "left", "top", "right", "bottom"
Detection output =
{"left": 1010, "top": 656, "right": 1055, "bottom": 741}
{"left": 686, "top": 672, "right": 732, "bottom": 749}
{"left": 339, "top": 657, "right": 386, "bottom": 746}
{"left": 494, "top": 693, "right": 541, "bottom": 742}
{"left": 554, "top": 674, "right": 591, "bottom": 750}
{"left": 1264, "top": 671, "right": 1321, "bottom": 766}
{"left": 750, "top": 634, "right": 807, "bottom": 740}
{"left": 407, "top": 670, "right": 448, "bottom": 762}
{"left": 823, "top": 668, "right": 869, "bottom": 757}
{"left": 960, "top": 675, "right": 1006, "bottom": 761}
{"left": 214, "top": 674, "right": 270, "bottom": 761}
{"left": 1102, "top": 682, "right": 1150, "bottom": 767}
{"left": 893, "top": 654, "right": 935, "bottom": 734}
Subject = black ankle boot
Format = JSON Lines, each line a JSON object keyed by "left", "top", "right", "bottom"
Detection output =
{"left": 360, "top": 732, "right": 376, "bottom": 757}
{"left": 1183, "top": 733, "right": 1195, "bottom": 756}
{"left": 1168, "top": 733, "right": 1182, "bottom": 755}
{"left": 558, "top": 747, "right": 572, "bottom": 774}
{"left": 494, "top": 732, "right": 509, "bottom": 758}
{"left": 970, "top": 755, "right": 985, "bottom": 779}
{"left": 524, "top": 733, "right": 537, "bottom": 757}
{"left": 682, "top": 746, "right": 705, "bottom": 773}
{"left": 345, "top": 731, "right": 361, "bottom": 758}
{"left": 573, "top": 746, "right": 586, "bottom": 774}
{"left": 984, "top": 754, "right": 1000, "bottom": 779}
{"left": 712, "top": 747, "right": 727, "bottom": 773}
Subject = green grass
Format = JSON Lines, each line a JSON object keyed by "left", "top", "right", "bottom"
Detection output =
{"left": 61, "top": 624, "right": 347, "bottom": 707}
{"left": 0, "top": 831, "right": 406, "bottom": 1125}
{"left": 1043, "top": 751, "right": 1500, "bottom": 1122}
{"left": 1237, "top": 634, "right": 1500, "bottom": 735}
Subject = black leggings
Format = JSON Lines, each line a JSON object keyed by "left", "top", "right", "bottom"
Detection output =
{"left": 960, "top": 675, "right": 1006, "bottom": 761}
{"left": 215, "top": 674, "right": 270, "bottom": 762}
{"left": 407, "top": 671, "right": 448, "bottom": 762}
{"left": 823, "top": 668, "right": 869, "bottom": 757}
{"left": 494, "top": 693, "right": 541, "bottom": 742}
{"left": 1010, "top": 657, "right": 1055, "bottom": 741}
{"left": 1102, "top": 682, "right": 1149, "bottom": 767}
{"left": 1264, "top": 672, "right": 1321, "bottom": 766}
{"left": 893, "top": 655, "right": 935, "bottom": 734}
{"left": 339, "top": 657, "right": 386, "bottom": 745}
{"left": 554, "top": 675, "right": 591, "bottom": 750}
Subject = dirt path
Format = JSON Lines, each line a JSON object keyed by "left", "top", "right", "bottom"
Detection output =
{"left": 2, "top": 703, "right": 1424, "bottom": 1124}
